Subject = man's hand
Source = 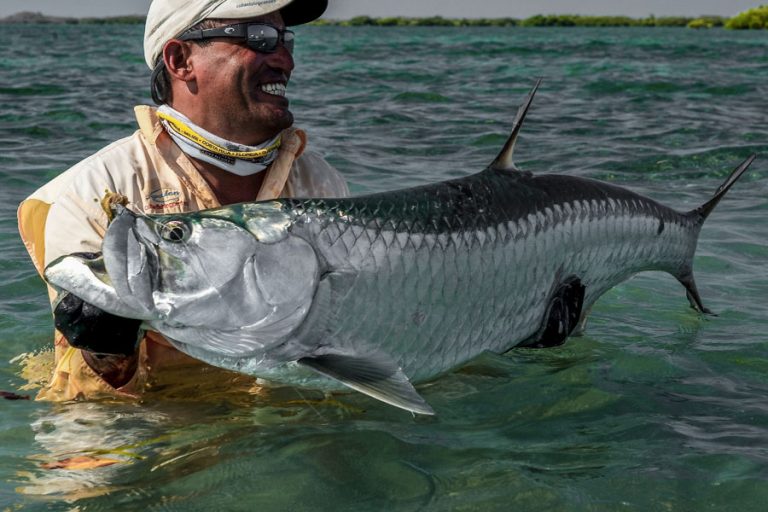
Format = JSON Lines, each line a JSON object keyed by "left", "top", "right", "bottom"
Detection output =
{"left": 54, "top": 292, "right": 143, "bottom": 356}
{"left": 54, "top": 292, "right": 143, "bottom": 388}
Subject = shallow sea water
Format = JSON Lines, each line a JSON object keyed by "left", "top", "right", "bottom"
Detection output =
{"left": 1, "top": 25, "right": 767, "bottom": 511}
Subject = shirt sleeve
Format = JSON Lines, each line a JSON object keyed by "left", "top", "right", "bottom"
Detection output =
{"left": 35, "top": 151, "right": 145, "bottom": 401}
{"left": 42, "top": 148, "right": 139, "bottom": 267}
{"left": 43, "top": 185, "right": 111, "bottom": 267}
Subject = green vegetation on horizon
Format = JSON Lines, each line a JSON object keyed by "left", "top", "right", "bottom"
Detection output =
{"left": 2, "top": 6, "right": 767, "bottom": 29}
{"left": 725, "top": 4, "right": 768, "bottom": 29}
{"left": 0, "top": 11, "right": 145, "bottom": 24}
{"left": 312, "top": 16, "right": 520, "bottom": 27}
{"left": 312, "top": 14, "right": 732, "bottom": 28}
{"left": 312, "top": 6, "right": 768, "bottom": 29}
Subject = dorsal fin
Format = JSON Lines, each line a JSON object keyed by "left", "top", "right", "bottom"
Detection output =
{"left": 489, "top": 79, "right": 542, "bottom": 172}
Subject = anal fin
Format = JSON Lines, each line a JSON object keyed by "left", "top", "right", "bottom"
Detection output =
{"left": 520, "top": 275, "right": 585, "bottom": 349}
{"left": 299, "top": 353, "right": 435, "bottom": 416}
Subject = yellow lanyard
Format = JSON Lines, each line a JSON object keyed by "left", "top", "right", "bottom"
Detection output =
{"left": 157, "top": 111, "right": 281, "bottom": 159}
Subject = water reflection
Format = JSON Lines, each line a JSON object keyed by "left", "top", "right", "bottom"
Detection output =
{"left": 19, "top": 402, "right": 169, "bottom": 500}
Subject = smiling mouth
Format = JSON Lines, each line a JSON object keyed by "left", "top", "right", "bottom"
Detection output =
{"left": 260, "top": 83, "right": 287, "bottom": 97}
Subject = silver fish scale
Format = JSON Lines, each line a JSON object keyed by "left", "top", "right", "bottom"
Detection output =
{"left": 283, "top": 169, "right": 699, "bottom": 383}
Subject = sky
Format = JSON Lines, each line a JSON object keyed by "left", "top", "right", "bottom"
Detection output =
{"left": 0, "top": 0, "right": 760, "bottom": 19}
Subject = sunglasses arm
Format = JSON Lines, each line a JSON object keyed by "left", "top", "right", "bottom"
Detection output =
{"left": 178, "top": 25, "right": 248, "bottom": 42}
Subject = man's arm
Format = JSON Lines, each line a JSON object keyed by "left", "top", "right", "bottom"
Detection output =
{"left": 36, "top": 157, "right": 146, "bottom": 394}
{"left": 82, "top": 353, "right": 139, "bottom": 389}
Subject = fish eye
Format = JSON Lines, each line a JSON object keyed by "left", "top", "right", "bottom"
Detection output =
{"left": 159, "top": 220, "right": 190, "bottom": 243}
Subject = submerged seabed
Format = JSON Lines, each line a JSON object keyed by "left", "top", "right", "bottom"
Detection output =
{"left": 0, "top": 25, "right": 767, "bottom": 511}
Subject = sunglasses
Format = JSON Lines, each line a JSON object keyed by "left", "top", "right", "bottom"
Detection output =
{"left": 179, "top": 23, "right": 295, "bottom": 54}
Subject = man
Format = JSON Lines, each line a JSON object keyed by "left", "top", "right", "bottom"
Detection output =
{"left": 17, "top": 0, "right": 347, "bottom": 401}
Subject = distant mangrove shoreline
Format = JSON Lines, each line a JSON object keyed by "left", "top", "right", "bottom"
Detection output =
{"left": 319, "top": 5, "right": 768, "bottom": 29}
{"left": 1, "top": 5, "right": 767, "bottom": 29}
{"left": 315, "top": 15, "right": 724, "bottom": 28}
{"left": 0, "top": 12, "right": 144, "bottom": 25}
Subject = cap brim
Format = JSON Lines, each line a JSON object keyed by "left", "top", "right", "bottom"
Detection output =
{"left": 281, "top": 0, "right": 328, "bottom": 26}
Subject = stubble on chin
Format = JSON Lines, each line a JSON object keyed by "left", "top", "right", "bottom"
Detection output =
{"left": 220, "top": 102, "right": 293, "bottom": 143}
{"left": 256, "top": 104, "right": 294, "bottom": 137}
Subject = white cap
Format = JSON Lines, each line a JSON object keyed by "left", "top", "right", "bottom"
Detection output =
{"left": 143, "top": 0, "right": 327, "bottom": 69}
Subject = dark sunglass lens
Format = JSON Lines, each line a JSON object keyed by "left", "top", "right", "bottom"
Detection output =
{"left": 261, "top": 35, "right": 279, "bottom": 51}
{"left": 248, "top": 26, "right": 277, "bottom": 51}
{"left": 247, "top": 25, "right": 294, "bottom": 53}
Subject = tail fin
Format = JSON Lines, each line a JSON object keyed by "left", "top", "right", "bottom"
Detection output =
{"left": 678, "top": 154, "right": 756, "bottom": 314}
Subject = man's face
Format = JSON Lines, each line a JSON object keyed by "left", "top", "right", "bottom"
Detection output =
{"left": 188, "top": 12, "right": 295, "bottom": 144}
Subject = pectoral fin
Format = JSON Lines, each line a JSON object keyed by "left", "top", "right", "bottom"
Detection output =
{"left": 298, "top": 353, "right": 435, "bottom": 416}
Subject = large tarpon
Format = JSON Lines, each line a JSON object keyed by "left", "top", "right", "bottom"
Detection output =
{"left": 44, "top": 83, "right": 756, "bottom": 415}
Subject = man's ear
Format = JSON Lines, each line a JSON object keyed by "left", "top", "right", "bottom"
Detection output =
{"left": 163, "top": 40, "right": 196, "bottom": 82}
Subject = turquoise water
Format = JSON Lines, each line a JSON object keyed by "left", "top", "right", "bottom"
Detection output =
{"left": 1, "top": 24, "right": 767, "bottom": 510}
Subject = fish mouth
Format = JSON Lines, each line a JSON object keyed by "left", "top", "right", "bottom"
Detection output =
{"left": 44, "top": 252, "right": 154, "bottom": 321}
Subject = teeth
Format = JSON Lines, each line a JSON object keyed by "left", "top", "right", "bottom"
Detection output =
{"left": 260, "top": 83, "right": 286, "bottom": 97}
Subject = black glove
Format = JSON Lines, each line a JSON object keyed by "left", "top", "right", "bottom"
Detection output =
{"left": 54, "top": 292, "right": 143, "bottom": 357}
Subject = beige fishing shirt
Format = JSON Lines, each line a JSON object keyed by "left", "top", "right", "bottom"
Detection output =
{"left": 18, "top": 105, "right": 348, "bottom": 402}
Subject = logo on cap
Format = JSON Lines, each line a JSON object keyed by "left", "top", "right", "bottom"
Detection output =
{"left": 237, "top": 1, "right": 278, "bottom": 9}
